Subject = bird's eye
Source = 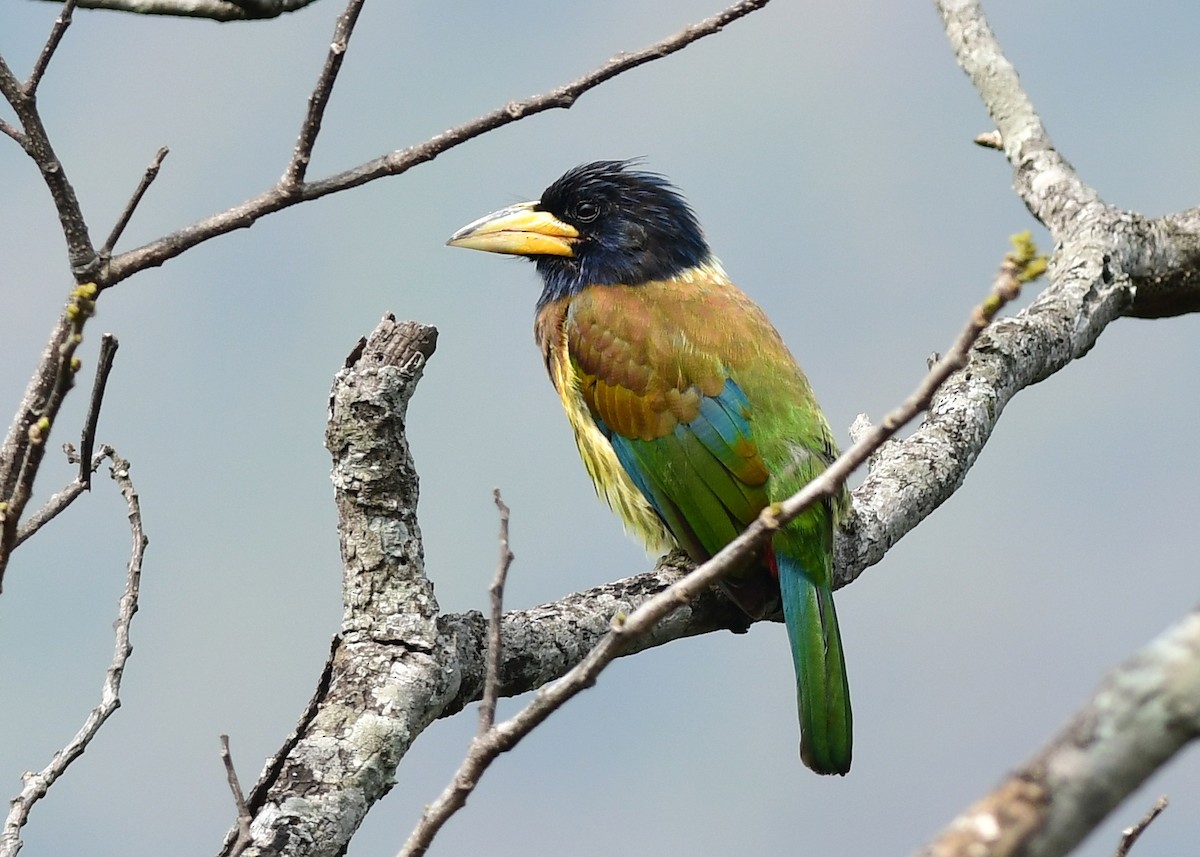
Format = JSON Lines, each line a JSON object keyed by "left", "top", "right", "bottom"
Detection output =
{"left": 573, "top": 201, "right": 600, "bottom": 223}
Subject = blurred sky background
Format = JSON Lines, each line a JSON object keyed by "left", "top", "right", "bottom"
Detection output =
{"left": 3, "top": 1, "right": 1200, "bottom": 855}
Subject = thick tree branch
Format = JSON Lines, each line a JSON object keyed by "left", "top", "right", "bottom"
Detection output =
{"left": 937, "top": 0, "right": 1099, "bottom": 234}
{"left": 879, "top": 4, "right": 1200, "bottom": 852}
{"left": 218, "top": 319, "right": 446, "bottom": 857}
{"left": 917, "top": 612, "right": 1199, "bottom": 857}
{"left": 936, "top": 0, "right": 1200, "bottom": 318}
{"left": 436, "top": 556, "right": 744, "bottom": 718}
{"left": 31, "top": 0, "right": 320, "bottom": 19}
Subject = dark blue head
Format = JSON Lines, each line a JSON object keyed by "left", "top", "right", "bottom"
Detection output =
{"left": 533, "top": 161, "right": 711, "bottom": 304}
{"left": 447, "top": 161, "right": 712, "bottom": 308}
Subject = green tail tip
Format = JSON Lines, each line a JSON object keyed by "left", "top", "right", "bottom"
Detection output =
{"left": 800, "top": 732, "right": 851, "bottom": 776}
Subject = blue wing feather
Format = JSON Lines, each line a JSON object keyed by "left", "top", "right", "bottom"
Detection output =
{"left": 596, "top": 378, "right": 766, "bottom": 558}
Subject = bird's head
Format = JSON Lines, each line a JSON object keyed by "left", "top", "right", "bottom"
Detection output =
{"left": 447, "top": 160, "right": 712, "bottom": 306}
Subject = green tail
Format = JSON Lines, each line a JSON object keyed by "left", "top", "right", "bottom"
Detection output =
{"left": 777, "top": 553, "right": 852, "bottom": 775}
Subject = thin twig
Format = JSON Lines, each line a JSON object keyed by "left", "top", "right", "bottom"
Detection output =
{"left": 79, "top": 334, "right": 118, "bottom": 486}
{"left": 1113, "top": 796, "right": 1168, "bottom": 857}
{"left": 973, "top": 130, "right": 1003, "bottom": 150}
{"left": 478, "top": 490, "right": 514, "bottom": 734}
{"left": 219, "top": 735, "right": 254, "bottom": 857}
{"left": 398, "top": 236, "right": 1045, "bottom": 857}
{"left": 101, "top": 149, "right": 168, "bottom": 257}
{"left": 25, "top": 0, "right": 79, "bottom": 95}
{"left": 12, "top": 444, "right": 112, "bottom": 548}
{"left": 283, "top": 0, "right": 364, "bottom": 188}
{"left": 103, "top": 0, "right": 773, "bottom": 285}
{"left": 0, "top": 119, "right": 26, "bottom": 148}
{"left": 0, "top": 449, "right": 146, "bottom": 857}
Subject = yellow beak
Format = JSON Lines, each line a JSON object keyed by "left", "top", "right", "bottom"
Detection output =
{"left": 447, "top": 201, "right": 578, "bottom": 257}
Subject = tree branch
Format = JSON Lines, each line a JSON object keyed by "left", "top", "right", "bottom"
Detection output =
{"left": 219, "top": 735, "right": 253, "bottom": 857}
{"left": 78, "top": 334, "right": 118, "bottom": 487}
{"left": 0, "top": 0, "right": 771, "bottom": 592}
{"left": 25, "top": 0, "right": 78, "bottom": 95}
{"left": 1114, "top": 797, "right": 1168, "bottom": 857}
{"left": 0, "top": 449, "right": 145, "bottom": 857}
{"left": 0, "top": 51, "right": 96, "bottom": 276}
{"left": 102, "top": 0, "right": 772, "bottom": 284}
{"left": 282, "top": 0, "right": 363, "bottom": 188}
{"left": 477, "top": 490, "right": 514, "bottom": 734}
{"left": 13, "top": 445, "right": 108, "bottom": 548}
{"left": 216, "top": 318, "right": 444, "bottom": 857}
{"left": 100, "top": 148, "right": 168, "bottom": 257}
{"left": 936, "top": 0, "right": 1200, "bottom": 318}
{"left": 31, "top": 0, "right": 320, "bottom": 20}
{"left": 936, "top": 0, "right": 1099, "bottom": 235}
{"left": 0, "top": 285, "right": 98, "bottom": 587}
{"left": 917, "top": 613, "right": 1197, "bottom": 857}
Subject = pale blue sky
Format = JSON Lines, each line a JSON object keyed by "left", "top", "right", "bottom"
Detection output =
{"left": 3, "top": 2, "right": 1199, "bottom": 855}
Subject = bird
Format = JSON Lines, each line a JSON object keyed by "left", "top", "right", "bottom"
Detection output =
{"left": 447, "top": 160, "right": 852, "bottom": 775}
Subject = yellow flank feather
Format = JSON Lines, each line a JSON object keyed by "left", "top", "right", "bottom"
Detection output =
{"left": 538, "top": 300, "right": 676, "bottom": 554}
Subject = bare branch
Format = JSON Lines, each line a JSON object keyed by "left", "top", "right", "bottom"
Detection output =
{"left": 78, "top": 334, "right": 118, "bottom": 487}
{"left": 0, "top": 119, "right": 27, "bottom": 148}
{"left": 0, "top": 284, "right": 97, "bottom": 587}
{"left": 26, "top": 0, "right": 79, "bottom": 94}
{"left": 936, "top": 0, "right": 1200, "bottom": 320}
{"left": 1114, "top": 797, "right": 1168, "bottom": 857}
{"left": 219, "top": 736, "right": 253, "bottom": 857}
{"left": 13, "top": 443, "right": 110, "bottom": 548}
{"left": 0, "top": 2, "right": 770, "bottom": 582}
{"left": 31, "top": 0, "right": 320, "bottom": 20}
{"left": 435, "top": 553, "right": 743, "bottom": 719}
{"left": 0, "top": 58, "right": 96, "bottom": 276}
{"left": 0, "top": 449, "right": 145, "bottom": 857}
{"left": 217, "top": 318, "right": 443, "bottom": 857}
{"left": 104, "top": 0, "right": 773, "bottom": 284}
{"left": 398, "top": 238, "right": 1046, "bottom": 857}
{"left": 478, "top": 490, "right": 514, "bottom": 734}
{"left": 936, "top": 0, "right": 1101, "bottom": 235}
{"left": 917, "top": 610, "right": 1197, "bottom": 857}
{"left": 100, "top": 148, "right": 169, "bottom": 257}
{"left": 283, "top": 0, "right": 364, "bottom": 188}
